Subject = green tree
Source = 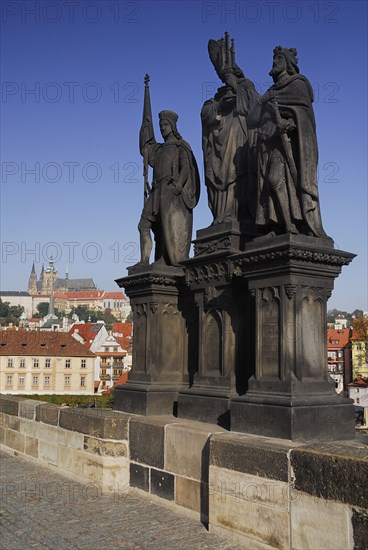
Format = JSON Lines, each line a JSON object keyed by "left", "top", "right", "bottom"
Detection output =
{"left": 68, "top": 305, "right": 89, "bottom": 321}
{"left": 67, "top": 306, "right": 118, "bottom": 329}
{"left": 33, "top": 302, "right": 50, "bottom": 318}
{"left": 352, "top": 309, "right": 364, "bottom": 319}
{"left": 103, "top": 308, "right": 118, "bottom": 330}
{"left": 0, "top": 300, "right": 10, "bottom": 318}
{"left": 68, "top": 306, "right": 99, "bottom": 323}
{"left": 326, "top": 309, "right": 352, "bottom": 327}
{"left": 0, "top": 300, "right": 24, "bottom": 326}
{"left": 33, "top": 302, "right": 60, "bottom": 319}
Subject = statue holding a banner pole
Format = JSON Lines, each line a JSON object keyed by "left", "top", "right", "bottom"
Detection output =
{"left": 131, "top": 75, "right": 200, "bottom": 269}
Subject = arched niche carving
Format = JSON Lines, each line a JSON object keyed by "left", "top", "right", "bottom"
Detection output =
{"left": 203, "top": 308, "right": 223, "bottom": 376}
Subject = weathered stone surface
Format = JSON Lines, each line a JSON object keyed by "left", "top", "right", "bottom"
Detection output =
{"left": 102, "top": 459, "right": 130, "bottom": 493}
{"left": 352, "top": 507, "right": 368, "bottom": 550}
{"left": 3, "top": 413, "right": 20, "bottom": 431}
{"left": 210, "top": 525, "right": 276, "bottom": 550}
{"left": 81, "top": 454, "right": 129, "bottom": 490}
{"left": 130, "top": 462, "right": 149, "bottom": 492}
{"left": 36, "top": 403, "right": 61, "bottom": 425}
{"left": 175, "top": 476, "right": 201, "bottom": 512}
{"left": 58, "top": 428, "right": 84, "bottom": 450}
{"left": 165, "top": 422, "right": 219, "bottom": 480}
{"left": 0, "top": 426, "right": 4, "bottom": 445}
{"left": 0, "top": 395, "right": 22, "bottom": 416}
{"left": 151, "top": 468, "right": 174, "bottom": 501}
{"left": 291, "top": 443, "right": 368, "bottom": 509}
{"left": 25, "top": 435, "right": 38, "bottom": 458}
{"left": 38, "top": 440, "right": 58, "bottom": 465}
{"left": 18, "top": 419, "right": 83, "bottom": 450}
{"left": 210, "top": 479, "right": 290, "bottom": 549}
{"left": 210, "top": 466, "right": 290, "bottom": 511}
{"left": 59, "top": 408, "right": 130, "bottom": 439}
{"left": 57, "top": 445, "right": 84, "bottom": 477}
{"left": 57, "top": 445, "right": 129, "bottom": 491}
{"left": 19, "top": 400, "right": 45, "bottom": 420}
{"left": 129, "top": 418, "right": 166, "bottom": 468}
{"left": 84, "top": 436, "right": 127, "bottom": 457}
{"left": 19, "top": 418, "right": 52, "bottom": 442}
{"left": 210, "top": 433, "right": 291, "bottom": 482}
{"left": 17, "top": 418, "right": 37, "bottom": 439}
{"left": 5, "top": 429, "right": 25, "bottom": 453}
{"left": 291, "top": 492, "right": 353, "bottom": 550}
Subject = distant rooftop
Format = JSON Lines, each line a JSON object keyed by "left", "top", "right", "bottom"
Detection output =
{"left": 0, "top": 331, "right": 95, "bottom": 357}
{"left": 0, "top": 291, "right": 30, "bottom": 297}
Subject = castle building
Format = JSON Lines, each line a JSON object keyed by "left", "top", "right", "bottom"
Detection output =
{"left": 28, "top": 259, "right": 96, "bottom": 296}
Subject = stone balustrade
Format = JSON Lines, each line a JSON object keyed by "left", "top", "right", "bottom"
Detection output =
{"left": 0, "top": 395, "right": 367, "bottom": 549}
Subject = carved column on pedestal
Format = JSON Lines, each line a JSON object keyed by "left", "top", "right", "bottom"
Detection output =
{"left": 114, "top": 266, "right": 186, "bottom": 416}
{"left": 230, "top": 234, "right": 356, "bottom": 441}
{"left": 177, "top": 256, "right": 250, "bottom": 427}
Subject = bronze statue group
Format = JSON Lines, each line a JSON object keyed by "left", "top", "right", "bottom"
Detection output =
{"left": 132, "top": 33, "right": 328, "bottom": 270}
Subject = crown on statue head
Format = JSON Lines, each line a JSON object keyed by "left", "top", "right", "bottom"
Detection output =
{"left": 158, "top": 110, "right": 178, "bottom": 127}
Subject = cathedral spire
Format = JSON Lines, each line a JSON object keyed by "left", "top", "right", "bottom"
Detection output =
{"left": 28, "top": 262, "right": 37, "bottom": 295}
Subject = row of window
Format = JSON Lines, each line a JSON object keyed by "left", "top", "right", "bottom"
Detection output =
{"left": 101, "top": 368, "right": 123, "bottom": 375}
{"left": 104, "top": 301, "right": 125, "bottom": 308}
{"left": 6, "top": 358, "right": 87, "bottom": 369}
{"left": 327, "top": 351, "right": 344, "bottom": 358}
{"left": 5, "top": 375, "right": 87, "bottom": 387}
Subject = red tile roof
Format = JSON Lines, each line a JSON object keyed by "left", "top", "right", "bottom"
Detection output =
{"left": 55, "top": 291, "right": 104, "bottom": 300}
{"left": 327, "top": 329, "right": 351, "bottom": 348}
{"left": 349, "top": 377, "right": 368, "bottom": 387}
{"left": 113, "top": 322, "right": 132, "bottom": 336}
{"left": 95, "top": 351, "right": 126, "bottom": 358}
{"left": 69, "top": 323, "right": 103, "bottom": 348}
{"left": 55, "top": 290, "right": 126, "bottom": 301}
{"left": 351, "top": 319, "right": 368, "bottom": 341}
{"left": 115, "top": 337, "right": 129, "bottom": 352}
{"left": 103, "top": 292, "right": 126, "bottom": 300}
{"left": 115, "top": 372, "right": 128, "bottom": 385}
{"left": 101, "top": 371, "right": 128, "bottom": 395}
{"left": 113, "top": 322, "right": 133, "bottom": 352}
{"left": 0, "top": 331, "right": 95, "bottom": 357}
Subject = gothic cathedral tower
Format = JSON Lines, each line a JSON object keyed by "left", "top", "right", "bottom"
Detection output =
{"left": 28, "top": 262, "right": 37, "bottom": 295}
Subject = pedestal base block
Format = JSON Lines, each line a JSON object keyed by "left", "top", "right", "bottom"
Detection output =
{"left": 178, "top": 390, "right": 230, "bottom": 428}
{"left": 193, "top": 222, "right": 243, "bottom": 257}
{"left": 230, "top": 399, "right": 355, "bottom": 441}
{"left": 114, "top": 384, "right": 178, "bottom": 416}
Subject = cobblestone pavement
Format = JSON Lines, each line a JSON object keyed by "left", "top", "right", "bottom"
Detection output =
{"left": 0, "top": 451, "right": 243, "bottom": 550}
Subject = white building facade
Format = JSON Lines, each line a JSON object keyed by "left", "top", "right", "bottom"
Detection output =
{"left": 0, "top": 330, "right": 95, "bottom": 395}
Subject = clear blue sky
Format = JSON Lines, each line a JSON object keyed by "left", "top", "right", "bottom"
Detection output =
{"left": 1, "top": 0, "right": 367, "bottom": 312}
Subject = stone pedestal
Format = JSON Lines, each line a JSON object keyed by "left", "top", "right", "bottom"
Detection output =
{"left": 114, "top": 265, "right": 186, "bottom": 416}
{"left": 230, "top": 234, "right": 356, "bottom": 440}
{"left": 177, "top": 239, "right": 252, "bottom": 427}
{"left": 193, "top": 221, "right": 244, "bottom": 257}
